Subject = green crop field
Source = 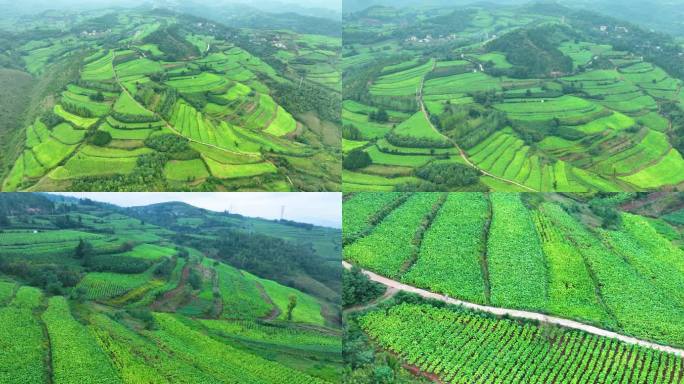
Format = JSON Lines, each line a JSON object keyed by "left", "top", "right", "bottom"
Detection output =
{"left": 0, "top": 193, "right": 342, "bottom": 383}
{"left": 344, "top": 191, "right": 684, "bottom": 382}
{"left": 342, "top": 2, "right": 684, "bottom": 192}
{"left": 358, "top": 302, "right": 681, "bottom": 384}
{"left": 344, "top": 191, "right": 684, "bottom": 345}
{"left": 0, "top": 7, "right": 340, "bottom": 192}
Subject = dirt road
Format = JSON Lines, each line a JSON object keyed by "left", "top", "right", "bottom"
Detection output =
{"left": 343, "top": 261, "right": 684, "bottom": 358}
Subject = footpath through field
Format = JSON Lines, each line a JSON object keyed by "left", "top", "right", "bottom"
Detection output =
{"left": 417, "top": 63, "right": 537, "bottom": 192}
{"left": 343, "top": 261, "right": 684, "bottom": 358}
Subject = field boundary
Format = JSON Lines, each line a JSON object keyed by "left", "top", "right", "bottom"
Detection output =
{"left": 342, "top": 261, "right": 684, "bottom": 358}
{"left": 416, "top": 63, "right": 537, "bottom": 192}
{"left": 111, "top": 58, "right": 295, "bottom": 188}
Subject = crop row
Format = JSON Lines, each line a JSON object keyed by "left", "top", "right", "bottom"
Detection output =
{"left": 343, "top": 193, "right": 444, "bottom": 279}
{"left": 533, "top": 204, "right": 614, "bottom": 325}
{"left": 150, "top": 313, "right": 330, "bottom": 383}
{"left": 200, "top": 319, "right": 341, "bottom": 352}
{"left": 0, "top": 287, "right": 45, "bottom": 383}
{"left": 360, "top": 303, "right": 683, "bottom": 384}
{"left": 401, "top": 193, "right": 489, "bottom": 304}
{"left": 342, "top": 192, "right": 406, "bottom": 243}
{"left": 42, "top": 296, "right": 120, "bottom": 383}
{"left": 487, "top": 193, "right": 548, "bottom": 310}
{"left": 545, "top": 205, "right": 684, "bottom": 347}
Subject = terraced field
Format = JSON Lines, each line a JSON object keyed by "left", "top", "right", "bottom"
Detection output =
{"left": 342, "top": 4, "right": 684, "bottom": 192}
{"left": 1, "top": 10, "right": 340, "bottom": 192}
{"left": 0, "top": 193, "right": 342, "bottom": 383}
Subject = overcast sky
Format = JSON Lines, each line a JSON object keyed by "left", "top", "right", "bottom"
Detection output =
{"left": 3, "top": 0, "right": 341, "bottom": 14}
{"left": 52, "top": 192, "right": 342, "bottom": 228}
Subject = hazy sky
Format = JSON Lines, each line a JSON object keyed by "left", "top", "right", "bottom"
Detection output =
{"left": 3, "top": 0, "right": 341, "bottom": 14}
{"left": 52, "top": 192, "right": 342, "bottom": 228}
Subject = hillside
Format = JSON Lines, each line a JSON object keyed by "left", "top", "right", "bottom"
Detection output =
{"left": 344, "top": 192, "right": 684, "bottom": 346}
{"left": 0, "top": 193, "right": 342, "bottom": 383}
{"left": 343, "top": 191, "right": 684, "bottom": 382}
{"left": 0, "top": 8, "right": 341, "bottom": 192}
{"left": 342, "top": 3, "right": 684, "bottom": 192}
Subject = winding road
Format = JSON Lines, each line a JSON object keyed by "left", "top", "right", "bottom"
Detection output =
{"left": 343, "top": 261, "right": 684, "bottom": 358}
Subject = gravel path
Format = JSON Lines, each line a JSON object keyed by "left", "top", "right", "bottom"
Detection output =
{"left": 343, "top": 261, "right": 684, "bottom": 357}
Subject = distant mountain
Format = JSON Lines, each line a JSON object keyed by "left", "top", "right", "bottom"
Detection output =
{"left": 343, "top": 0, "right": 525, "bottom": 13}
{"left": 171, "top": 2, "right": 341, "bottom": 36}
{"left": 1, "top": 194, "right": 341, "bottom": 302}
{"left": 561, "top": 0, "right": 684, "bottom": 36}
{"left": 344, "top": 0, "right": 684, "bottom": 37}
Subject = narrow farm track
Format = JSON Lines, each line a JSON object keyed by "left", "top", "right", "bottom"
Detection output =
{"left": 342, "top": 261, "right": 684, "bottom": 358}
{"left": 254, "top": 281, "right": 281, "bottom": 321}
{"left": 344, "top": 287, "right": 398, "bottom": 314}
{"left": 38, "top": 306, "right": 54, "bottom": 384}
{"left": 112, "top": 58, "right": 295, "bottom": 187}
{"left": 417, "top": 65, "right": 537, "bottom": 192}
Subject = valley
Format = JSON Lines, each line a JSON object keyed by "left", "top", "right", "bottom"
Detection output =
{"left": 342, "top": 4, "right": 684, "bottom": 192}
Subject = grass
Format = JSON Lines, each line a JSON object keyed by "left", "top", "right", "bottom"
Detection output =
{"left": 476, "top": 52, "right": 512, "bottom": 68}
{"left": 620, "top": 149, "right": 684, "bottom": 188}
{"left": 164, "top": 159, "right": 210, "bottom": 182}
{"left": 392, "top": 111, "right": 449, "bottom": 144}
{"left": 114, "top": 58, "right": 163, "bottom": 78}
{"left": 32, "top": 137, "right": 78, "bottom": 169}
{"left": 203, "top": 156, "right": 277, "bottom": 179}
{"left": 265, "top": 107, "right": 297, "bottom": 137}
{"left": 425, "top": 72, "right": 501, "bottom": 96}
{"left": 51, "top": 123, "right": 86, "bottom": 145}
{"left": 495, "top": 95, "right": 603, "bottom": 122}
{"left": 113, "top": 92, "right": 155, "bottom": 117}
{"left": 165, "top": 72, "right": 229, "bottom": 93}
{"left": 61, "top": 91, "right": 111, "bottom": 117}
{"left": 242, "top": 271, "right": 325, "bottom": 325}
{"left": 365, "top": 146, "right": 433, "bottom": 167}
{"left": 99, "top": 122, "right": 152, "bottom": 140}
{"left": 342, "top": 171, "right": 419, "bottom": 191}
{"left": 370, "top": 59, "right": 434, "bottom": 97}
{"left": 42, "top": 296, "right": 120, "bottom": 383}
{"left": 342, "top": 139, "right": 367, "bottom": 153}
{"left": 54, "top": 105, "right": 99, "bottom": 129}
{"left": 81, "top": 51, "right": 115, "bottom": 81}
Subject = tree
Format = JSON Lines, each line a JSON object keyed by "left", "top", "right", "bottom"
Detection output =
{"left": 89, "top": 130, "right": 112, "bottom": 146}
{"left": 373, "top": 366, "right": 394, "bottom": 383}
{"left": 343, "top": 150, "right": 372, "bottom": 170}
{"left": 89, "top": 91, "right": 105, "bottom": 102}
{"left": 286, "top": 294, "right": 297, "bottom": 321}
{"left": 188, "top": 269, "right": 202, "bottom": 290}
{"left": 74, "top": 239, "right": 92, "bottom": 259}
{"left": 375, "top": 108, "right": 389, "bottom": 122}
{"left": 343, "top": 266, "right": 386, "bottom": 307}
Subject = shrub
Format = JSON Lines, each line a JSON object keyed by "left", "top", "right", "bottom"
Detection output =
{"left": 89, "top": 131, "right": 112, "bottom": 146}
